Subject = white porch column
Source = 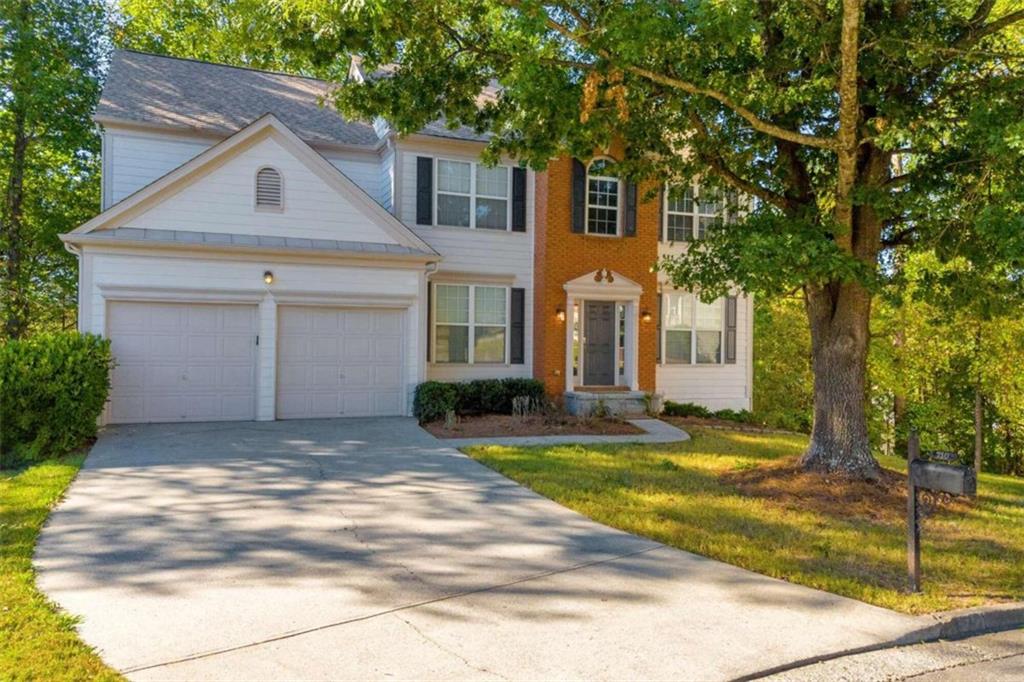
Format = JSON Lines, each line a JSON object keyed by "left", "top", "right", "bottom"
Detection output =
{"left": 256, "top": 294, "right": 277, "bottom": 421}
{"left": 625, "top": 300, "right": 640, "bottom": 390}
{"left": 564, "top": 293, "right": 575, "bottom": 393}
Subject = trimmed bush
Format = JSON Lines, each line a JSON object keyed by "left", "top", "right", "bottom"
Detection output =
{"left": 0, "top": 332, "right": 113, "bottom": 468}
{"left": 413, "top": 381, "right": 459, "bottom": 423}
{"left": 713, "top": 408, "right": 758, "bottom": 424}
{"left": 414, "top": 378, "right": 547, "bottom": 422}
{"left": 662, "top": 401, "right": 712, "bottom": 418}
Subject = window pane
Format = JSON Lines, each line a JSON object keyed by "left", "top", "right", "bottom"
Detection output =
{"left": 438, "top": 193, "right": 471, "bottom": 227}
{"left": 666, "top": 330, "right": 692, "bottom": 364}
{"left": 667, "top": 214, "right": 693, "bottom": 242}
{"left": 587, "top": 207, "right": 618, "bottom": 235}
{"left": 696, "top": 330, "right": 722, "bottom": 364}
{"left": 697, "top": 215, "right": 718, "bottom": 239}
{"left": 588, "top": 178, "right": 619, "bottom": 207}
{"left": 667, "top": 185, "right": 693, "bottom": 213}
{"left": 696, "top": 298, "right": 722, "bottom": 331}
{"left": 435, "top": 284, "right": 469, "bottom": 324}
{"left": 474, "top": 286, "right": 506, "bottom": 325}
{"left": 436, "top": 325, "right": 469, "bottom": 363}
{"left": 699, "top": 195, "right": 720, "bottom": 215}
{"left": 474, "top": 326, "right": 505, "bottom": 363}
{"left": 476, "top": 165, "right": 508, "bottom": 197}
{"left": 664, "top": 293, "right": 693, "bottom": 330}
{"left": 476, "top": 197, "right": 508, "bottom": 230}
{"left": 437, "top": 160, "right": 470, "bottom": 193}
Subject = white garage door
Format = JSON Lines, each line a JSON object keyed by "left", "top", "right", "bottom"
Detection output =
{"left": 107, "top": 301, "right": 258, "bottom": 423}
{"left": 277, "top": 306, "right": 405, "bottom": 419}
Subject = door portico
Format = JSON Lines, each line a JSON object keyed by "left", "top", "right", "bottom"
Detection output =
{"left": 563, "top": 269, "right": 643, "bottom": 393}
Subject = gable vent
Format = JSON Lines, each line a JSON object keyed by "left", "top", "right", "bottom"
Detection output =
{"left": 255, "top": 167, "right": 283, "bottom": 209}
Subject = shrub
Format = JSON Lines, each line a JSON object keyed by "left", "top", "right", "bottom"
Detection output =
{"left": 713, "top": 408, "right": 758, "bottom": 424}
{"left": 0, "top": 332, "right": 113, "bottom": 468}
{"left": 413, "top": 381, "right": 458, "bottom": 423}
{"left": 662, "top": 401, "right": 712, "bottom": 418}
{"left": 414, "top": 378, "right": 547, "bottom": 422}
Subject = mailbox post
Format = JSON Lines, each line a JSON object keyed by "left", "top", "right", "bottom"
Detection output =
{"left": 906, "top": 430, "right": 977, "bottom": 593}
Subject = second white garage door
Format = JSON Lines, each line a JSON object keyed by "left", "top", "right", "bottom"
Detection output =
{"left": 276, "top": 306, "right": 405, "bottom": 419}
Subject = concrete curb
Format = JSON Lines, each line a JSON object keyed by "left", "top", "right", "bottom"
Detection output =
{"left": 738, "top": 602, "right": 1024, "bottom": 680}
{"left": 435, "top": 418, "right": 690, "bottom": 448}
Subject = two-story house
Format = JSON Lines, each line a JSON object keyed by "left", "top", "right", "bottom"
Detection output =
{"left": 62, "top": 50, "right": 752, "bottom": 424}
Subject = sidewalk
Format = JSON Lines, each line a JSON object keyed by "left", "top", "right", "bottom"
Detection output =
{"left": 434, "top": 417, "right": 689, "bottom": 447}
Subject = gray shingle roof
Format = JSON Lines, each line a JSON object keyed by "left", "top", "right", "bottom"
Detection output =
{"left": 74, "top": 227, "right": 437, "bottom": 258}
{"left": 98, "top": 50, "right": 491, "bottom": 146}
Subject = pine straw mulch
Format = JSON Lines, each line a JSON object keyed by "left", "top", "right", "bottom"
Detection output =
{"left": 424, "top": 413, "right": 645, "bottom": 439}
{"left": 720, "top": 458, "right": 974, "bottom": 524}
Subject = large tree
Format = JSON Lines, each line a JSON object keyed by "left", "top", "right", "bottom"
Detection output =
{"left": 0, "top": 0, "right": 108, "bottom": 338}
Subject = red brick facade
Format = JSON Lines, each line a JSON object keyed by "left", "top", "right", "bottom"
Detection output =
{"left": 532, "top": 155, "right": 661, "bottom": 396}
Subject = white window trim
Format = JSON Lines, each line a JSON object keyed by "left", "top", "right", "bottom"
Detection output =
{"left": 434, "top": 158, "right": 513, "bottom": 231}
{"left": 660, "top": 291, "right": 726, "bottom": 366}
{"left": 662, "top": 182, "right": 727, "bottom": 242}
{"left": 254, "top": 166, "right": 284, "bottom": 213}
{"left": 585, "top": 158, "right": 621, "bottom": 237}
{"left": 431, "top": 283, "right": 511, "bottom": 365}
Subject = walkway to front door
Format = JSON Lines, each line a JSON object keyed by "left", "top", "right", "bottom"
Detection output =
{"left": 583, "top": 300, "right": 616, "bottom": 386}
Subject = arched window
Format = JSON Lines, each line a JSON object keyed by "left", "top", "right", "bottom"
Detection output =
{"left": 586, "top": 158, "right": 619, "bottom": 235}
{"left": 255, "top": 167, "right": 283, "bottom": 210}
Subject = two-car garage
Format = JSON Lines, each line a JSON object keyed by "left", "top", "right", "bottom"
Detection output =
{"left": 106, "top": 300, "right": 407, "bottom": 424}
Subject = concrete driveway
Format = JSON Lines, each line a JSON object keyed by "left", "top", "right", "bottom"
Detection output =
{"left": 37, "top": 418, "right": 924, "bottom": 680}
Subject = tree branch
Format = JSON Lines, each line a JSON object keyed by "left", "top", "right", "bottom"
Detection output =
{"left": 956, "top": 8, "right": 1024, "bottom": 48}
{"left": 505, "top": 0, "right": 836, "bottom": 150}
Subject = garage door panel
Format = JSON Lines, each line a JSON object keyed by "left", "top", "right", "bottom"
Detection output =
{"left": 107, "top": 302, "right": 257, "bottom": 423}
{"left": 277, "top": 306, "right": 405, "bottom": 419}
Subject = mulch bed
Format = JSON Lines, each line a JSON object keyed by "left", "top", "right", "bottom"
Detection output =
{"left": 424, "top": 413, "right": 645, "bottom": 439}
{"left": 721, "top": 458, "right": 972, "bottom": 523}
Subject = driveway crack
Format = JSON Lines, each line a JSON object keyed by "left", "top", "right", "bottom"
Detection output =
{"left": 393, "top": 612, "right": 511, "bottom": 681}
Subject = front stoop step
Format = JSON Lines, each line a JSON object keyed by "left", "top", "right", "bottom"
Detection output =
{"left": 565, "top": 390, "right": 663, "bottom": 417}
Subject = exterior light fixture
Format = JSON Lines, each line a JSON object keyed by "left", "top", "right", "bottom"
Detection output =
{"left": 641, "top": 310, "right": 653, "bottom": 323}
{"left": 556, "top": 307, "right": 566, "bottom": 322}
{"left": 263, "top": 270, "right": 274, "bottom": 285}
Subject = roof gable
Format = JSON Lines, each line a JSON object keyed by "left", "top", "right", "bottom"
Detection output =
{"left": 67, "top": 114, "right": 436, "bottom": 255}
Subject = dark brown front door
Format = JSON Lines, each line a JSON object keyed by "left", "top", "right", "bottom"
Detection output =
{"left": 583, "top": 301, "right": 616, "bottom": 386}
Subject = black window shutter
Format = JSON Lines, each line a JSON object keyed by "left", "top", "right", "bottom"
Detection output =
{"left": 658, "top": 187, "right": 664, "bottom": 242}
{"left": 426, "top": 283, "right": 433, "bottom": 361}
{"left": 510, "top": 287, "right": 525, "bottom": 364}
{"left": 624, "top": 181, "right": 637, "bottom": 237}
{"left": 511, "top": 167, "right": 527, "bottom": 232}
{"left": 571, "top": 159, "right": 586, "bottom": 233}
{"left": 725, "top": 296, "right": 738, "bottom": 364}
{"left": 416, "top": 156, "right": 433, "bottom": 225}
{"left": 656, "top": 293, "right": 663, "bottom": 363}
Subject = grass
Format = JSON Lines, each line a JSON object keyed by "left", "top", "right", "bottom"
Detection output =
{"left": 1, "top": 454, "right": 122, "bottom": 681}
{"left": 465, "top": 428, "right": 1024, "bottom": 614}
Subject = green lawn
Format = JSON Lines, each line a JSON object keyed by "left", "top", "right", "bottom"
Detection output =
{"left": 465, "top": 429, "right": 1024, "bottom": 614}
{"left": 1, "top": 455, "right": 121, "bottom": 681}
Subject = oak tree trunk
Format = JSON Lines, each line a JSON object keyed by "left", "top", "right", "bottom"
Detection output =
{"left": 801, "top": 280, "right": 881, "bottom": 479}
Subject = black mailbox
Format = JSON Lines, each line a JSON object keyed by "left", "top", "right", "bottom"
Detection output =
{"left": 910, "top": 459, "right": 977, "bottom": 497}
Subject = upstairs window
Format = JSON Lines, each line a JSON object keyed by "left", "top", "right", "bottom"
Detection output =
{"left": 664, "top": 184, "right": 730, "bottom": 241}
{"left": 586, "top": 159, "right": 620, "bottom": 235}
{"left": 436, "top": 159, "right": 510, "bottom": 230}
{"left": 255, "top": 167, "right": 283, "bottom": 210}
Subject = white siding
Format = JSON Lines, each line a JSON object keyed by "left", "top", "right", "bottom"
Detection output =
{"left": 125, "top": 135, "right": 399, "bottom": 244}
{"left": 81, "top": 248, "right": 424, "bottom": 422}
{"left": 655, "top": 293, "right": 753, "bottom": 411}
{"left": 395, "top": 138, "right": 534, "bottom": 381}
{"left": 105, "top": 129, "right": 212, "bottom": 208}
{"left": 102, "top": 125, "right": 386, "bottom": 208}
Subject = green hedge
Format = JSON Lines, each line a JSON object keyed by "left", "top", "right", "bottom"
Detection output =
{"left": 414, "top": 378, "right": 546, "bottom": 422}
{"left": 0, "top": 332, "right": 113, "bottom": 468}
{"left": 662, "top": 401, "right": 758, "bottom": 425}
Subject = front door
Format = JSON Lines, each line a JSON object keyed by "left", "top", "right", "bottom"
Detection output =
{"left": 583, "top": 301, "right": 616, "bottom": 386}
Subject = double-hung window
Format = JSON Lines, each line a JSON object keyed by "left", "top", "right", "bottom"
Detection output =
{"left": 586, "top": 159, "right": 620, "bottom": 235}
{"left": 436, "top": 159, "right": 510, "bottom": 230}
{"left": 662, "top": 292, "right": 724, "bottom": 364}
{"left": 433, "top": 284, "right": 508, "bottom": 364}
{"left": 663, "top": 184, "right": 728, "bottom": 241}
